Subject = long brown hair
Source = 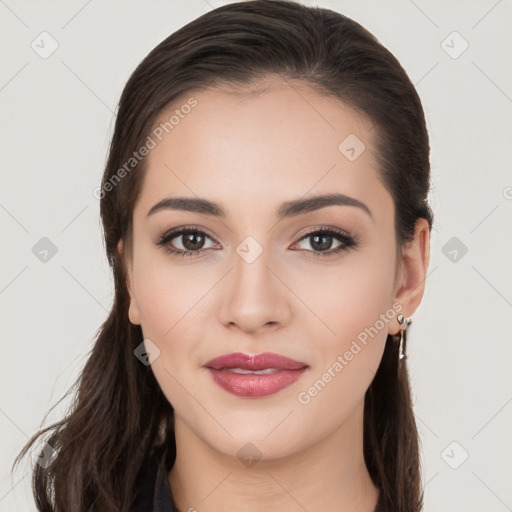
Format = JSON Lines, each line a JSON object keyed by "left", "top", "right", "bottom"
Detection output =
{"left": 12, "top": 1, "right": 434, "bottom": 510}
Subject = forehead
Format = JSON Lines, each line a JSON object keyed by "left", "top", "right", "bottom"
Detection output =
{"left": 134, "top": 79, "right": 392, "bottom": 222}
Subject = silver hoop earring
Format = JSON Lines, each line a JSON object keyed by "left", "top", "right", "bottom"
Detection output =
{"left": 397, "top": 313, "right": 412, "bottom": 360}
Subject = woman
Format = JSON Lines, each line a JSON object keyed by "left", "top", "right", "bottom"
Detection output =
{"left": 13, "top": 1, "right": 433, "bottom": 510}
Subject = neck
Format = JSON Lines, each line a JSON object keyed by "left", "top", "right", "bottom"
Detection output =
{"left": 168, "top": 400, "right": 380, "bottom": 512}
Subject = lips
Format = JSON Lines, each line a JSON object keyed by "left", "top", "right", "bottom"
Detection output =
{"left": 205, "top": 352, "right": 307, "bottom": 371}
{"left": 204, "top": 352, "right": 309, "bottom": 398}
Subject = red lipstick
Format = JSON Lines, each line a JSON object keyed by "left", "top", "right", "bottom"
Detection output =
{"left": 204, "top": 352, "right": 309, "bottom": 398}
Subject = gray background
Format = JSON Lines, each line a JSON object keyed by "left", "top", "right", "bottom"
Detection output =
{"left": 1, "top": 0, "right": 511, "bottom": 510}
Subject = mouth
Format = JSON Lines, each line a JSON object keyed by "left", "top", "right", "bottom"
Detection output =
{"left": 203, "top": 352, "right": 309, "bottom": 398}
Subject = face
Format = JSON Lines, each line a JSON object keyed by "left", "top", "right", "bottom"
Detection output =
{"left": 121, "top": 78, "right": 404, "bottom": 460}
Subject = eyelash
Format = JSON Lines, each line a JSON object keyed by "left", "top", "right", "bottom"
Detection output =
{"left": 156, "top": 225, "right": 360, "bottom": 259}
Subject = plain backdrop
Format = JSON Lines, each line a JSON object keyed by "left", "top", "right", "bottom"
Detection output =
{"left": 1, "top": 1, "right": 511, "bottom": 511}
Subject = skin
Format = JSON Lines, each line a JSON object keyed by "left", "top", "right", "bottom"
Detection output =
{"left": 118, "top": 78, "right": 430, "bottom": 512}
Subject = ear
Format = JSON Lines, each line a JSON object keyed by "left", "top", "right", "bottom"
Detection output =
{"left": 117, "top": 239, "right": 141, "bottom": 325}
{"left": 391, "top": 218, "right": 431, "bottom": 335}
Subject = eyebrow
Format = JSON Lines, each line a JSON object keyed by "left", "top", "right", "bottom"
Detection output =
{"left": 147, "top": 193, "right": 373, "bottom": 221}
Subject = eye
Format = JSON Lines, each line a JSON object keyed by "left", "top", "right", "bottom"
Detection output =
{"left": 292, "top": 226, "right": 359, "bottom": 257}
{"left": 156, "top": 225, "right": 359, "bottom": 259}
{"left": 156, "top": 226, "right": 218, "bottom": 258}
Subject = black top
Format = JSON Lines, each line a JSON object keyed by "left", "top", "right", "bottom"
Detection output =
{"left": 133, "top": 445, "right": 178, "bottom": 512}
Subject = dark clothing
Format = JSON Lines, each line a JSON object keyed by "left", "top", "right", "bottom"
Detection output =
{"left": 133, "top": 445, "right": 178, "bottom": 512}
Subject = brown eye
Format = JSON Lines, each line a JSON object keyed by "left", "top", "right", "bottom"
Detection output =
{"left": 156, "top": 227, "right": 218, "bottom": 257}
{"left": 293, "top": 227, "right": 359, "bottom": 257}
{"left": 180, "top": 232, "right": 207, "bottom": 251}
{"left": 308, "top": 233, "right": 337, "bottom": 251}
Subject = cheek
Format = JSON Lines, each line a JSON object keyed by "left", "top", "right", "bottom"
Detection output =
{"left": 293, "top": 300, "right": 392, "bottom": 432}
{"left": 300, "top": 246, "right": 396, "bottom": 346}
{"left": 132, "top": 261, "right": 208, "bottom": 415}
{"left": 133, "top": 252, "right": 213, "bottom": 341}
{"left": 132, "top": 258, "right": 215, "bottom": 405}
{"left": 294, "top": 245, "right": 396, "bottom": 401}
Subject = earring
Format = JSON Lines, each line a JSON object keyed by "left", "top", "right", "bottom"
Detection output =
{"left": 396, "top": 313, "right": 412, "bottom": 360}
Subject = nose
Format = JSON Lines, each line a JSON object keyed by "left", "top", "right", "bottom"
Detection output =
{"left": 218, "top": 244, "right": 291, "bottom": 335}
